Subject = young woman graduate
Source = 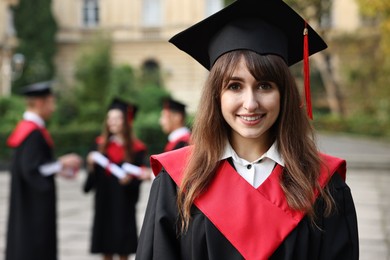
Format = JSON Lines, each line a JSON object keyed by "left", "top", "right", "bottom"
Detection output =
{"left": 135, "top": 0, "right": 359, "bottom": 259}
{"left": 84, "top": 98, "right": 148, "bottom": 260}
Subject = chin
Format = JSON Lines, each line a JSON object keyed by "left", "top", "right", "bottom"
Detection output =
{"left": 109, "top": 128, "right": 119, "bottom": 134}
{"left": 237, "top": 130, "right": 268, "bottom": 140}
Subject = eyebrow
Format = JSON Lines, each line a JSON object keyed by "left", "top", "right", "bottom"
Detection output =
{"left": 227, "top": 76, "right": 244, "bottom": 81}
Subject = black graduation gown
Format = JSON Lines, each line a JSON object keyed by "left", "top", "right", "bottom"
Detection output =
{"left": 136, "top": 165, "right": 359, "bottom": 260}
{"left": 83, "top": 140, "right": 147, "bottom": 255}
{"left": 5, "top": 129, "right": 57, "bottom": 260}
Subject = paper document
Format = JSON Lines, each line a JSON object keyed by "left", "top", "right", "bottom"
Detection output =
{"left": 90, "top": 151, "right": 126, "bottom": 179}
{"left": 90, "top": 151, "right": 143, "bottom": 178}
{"left": 122, "top": 162, "right": 143, "bottom": 176}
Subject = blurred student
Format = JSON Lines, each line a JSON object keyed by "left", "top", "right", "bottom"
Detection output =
{"left": 84, "top": 98, "right": 148, "bottom": 260}
{"left": 159, "top": 97, "right": 191, "bottom": 152}
{"left": 5, "top": 81, "right": 82, "bottom": 260}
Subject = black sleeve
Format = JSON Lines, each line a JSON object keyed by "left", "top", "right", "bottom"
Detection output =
{"left": 271, "top": 173, "right": 359, "bottom": 260}
{"left": 19, "top": 130, "right": 56, "bottom": 193}
{"left": 317, "top": 173, "right": 359, "bottom": 260}
{"left": 82, "top": 143, "right": 99, "bottom": 193}
{"left": 173, "top": 141, "right": 189, "bottom": 151}
{"left": 82, "top": 167, "right": 97, "bottom": 193}
{"left": 136, "top": 170, "right": 181, "bottom": 260}
{"left": 133, "top": 148, "right": 148, "bottom": 167}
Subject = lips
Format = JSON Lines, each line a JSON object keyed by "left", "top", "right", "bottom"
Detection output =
{"left": 239, "top": 114, "right": 264, "bottom": 122}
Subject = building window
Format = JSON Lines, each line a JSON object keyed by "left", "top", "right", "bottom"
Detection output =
{"left": 142, "top": 0, "right": 162, "bottom": 27}
{"left": 83, "top": 0, "right": 99, "bottom": 27}
{"left": 141, "top": 59, "right": 162, "bottom": 87}
{"left": 205, "top": 0, "right": 223, "bottom": 16}
{"left": 6, "top": 7, "right": 16, "bottom": 37}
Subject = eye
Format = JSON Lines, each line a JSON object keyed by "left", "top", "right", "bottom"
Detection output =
{"left": 257, "top": 82, "right": 274, "bottom": 90}
{"left": 226, "top": 82, "right": 241, "bottom": 90}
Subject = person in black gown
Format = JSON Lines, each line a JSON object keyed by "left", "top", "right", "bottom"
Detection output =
{"left": 83, "top": 98, "right": 148, "bottom": 260}
{"left": 5, "top": 81, "right": 82, "bottom": 260}
{"left": 135, "top": 0, "right": 359, "bottom": 259}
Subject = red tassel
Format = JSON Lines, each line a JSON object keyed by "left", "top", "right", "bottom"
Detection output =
{"left": 303, "top": 21, "right": 312, "bottom": 119}
{"left": 127, "top": 107, "right": 134, "bottom": 123}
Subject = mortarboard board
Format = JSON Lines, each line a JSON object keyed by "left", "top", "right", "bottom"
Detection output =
{"left": 169, "top": 0, "right": 328, "bottom": 119}
{"left": 108, "top": 97, "right": 138, "bottom": 123}
{"left": 169, "top": 0, "right": 327, "bottom": 69}
{"left": 21, "top": 81, "right": 53, "bottom": 97}
{"left": 162, "top": 98, "right": 186, "bottom": 114}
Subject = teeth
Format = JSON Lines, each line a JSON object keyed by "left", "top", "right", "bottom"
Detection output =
{"left": 240, "top": 115, "right": 262, "bottom": 121}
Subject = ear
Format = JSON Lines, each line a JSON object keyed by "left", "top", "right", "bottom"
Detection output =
{"left": 172, "top": 111, "right": 184, "bottom": 124}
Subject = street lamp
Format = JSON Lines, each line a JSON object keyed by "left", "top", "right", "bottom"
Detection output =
{"left": 11, "top": 52, "right": 24, "bottom": 80}
{"left": 0, "top": 51, "right": 24, "bottom": 96}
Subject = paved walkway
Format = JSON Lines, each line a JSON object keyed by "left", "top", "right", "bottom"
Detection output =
{"left": 0, "top": 133, "right": 390, "bottom": 260}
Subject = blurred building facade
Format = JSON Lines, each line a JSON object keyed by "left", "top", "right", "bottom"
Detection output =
{"left": 0, "top": 0, "right": 18, "bottom": 96}
{"left": 1, "top": 0, "right": 361, "bottom": 111}
{"left": 52, "top": 0, "right": 225, "bottom": 112}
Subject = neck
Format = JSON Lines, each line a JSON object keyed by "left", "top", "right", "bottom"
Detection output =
{"left": 27, "top": 108, "right": 41, "bottom": 117}
{"left": 111, "top": 134, "right": 124, "bottom": 144}
{"left": 230, "top": 134, "right": 273, "bottom": 162}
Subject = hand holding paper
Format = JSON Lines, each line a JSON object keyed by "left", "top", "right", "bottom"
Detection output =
{"left": 90, "top": 151, "right": 143, "bottom": 179}
{"left": 121, "top": 162, "right": 143, "bottom": 177}
{"left": 90, "top": 151, "right": 126, "bottom": 179}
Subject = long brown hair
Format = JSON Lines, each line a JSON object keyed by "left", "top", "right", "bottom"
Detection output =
{"left": 98, "top": 109, "right": 134, "bottom": 163}
{"left": 178, "top": 50, "right": 334, "bottom": 232}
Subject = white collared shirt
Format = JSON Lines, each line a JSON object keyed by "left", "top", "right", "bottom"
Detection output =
{"left": 23, "top": 111, "right": 62, "bottom": 176}
{"left": 23, "top": 111, "right": 45, "bottom": 127}
{"left": 220, "top": 142, "right": 285, "bottom": 188}
{"left": 168, "top": 126, "right": 191, "bottom": 142}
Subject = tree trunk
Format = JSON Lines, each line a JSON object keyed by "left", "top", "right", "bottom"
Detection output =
{"left": 312, "top": 52, "right": 345, "bottom": 117}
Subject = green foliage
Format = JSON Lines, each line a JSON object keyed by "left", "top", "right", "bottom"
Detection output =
{"left": 224, "top": 0, "right": 235, "bottom": 6}
{"left": 329, "top": 19, "right": 390, "bottom": 125}
{"left": 108, "top": 65, "right": 138, "bottom": 101}
{"left": 50, "top": 33, "right": 170, "bottom": 157}
{"left": 284, "top": 0, "right": 331, "bottom": 22}
{"left": 356, "top": 0, "right": 390, "bottom": 18}
{"left": 11, "top": 0, "right": 57, "bottom": 92}
{"left": 354, "top": 1, "right": 390, "bottom": 118}
{"left": 75, "top": 34, "right": 112, "bottom": 105}
{"left": 51, "top": 128, "right": 101, "bottom": 158}
{"left": 134, "top": 111, "right": 167, "bottom": 156}
{"left": 314, "top": 114, "right": 390, "bottom": 138}
{"left": 0, "top": 96, "right": 24, "bottom": 132}
{"left": 136, "top": 85, "right": 170, "bottom": 113}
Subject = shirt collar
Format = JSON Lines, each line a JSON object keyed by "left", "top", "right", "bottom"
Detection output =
{"left": 23, "top": 111, "right": 45, "bottom": 128}
{"left": 168, "top": 126, "right": 190, "bottom": 142}
{"left": 221, "top": 141, "right": 285, "bottom": 167}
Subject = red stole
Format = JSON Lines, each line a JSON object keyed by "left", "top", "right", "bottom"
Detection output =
{"left": 96, "top": 136, "right": 147, "bottom": 175}
{"left": 95, "top": 136, "right": 146, "bottom": 163}
{"left": 7, "top": 120, "right": 54, "bottom": 148}
{"left": 133, "top": 139, "right": 147, "bottom": 153}
{"left": 151, "top": 146, "right": 346, "bottom": 260}
{"left": 164, "top": 132, "right": 191, "bottom": 152}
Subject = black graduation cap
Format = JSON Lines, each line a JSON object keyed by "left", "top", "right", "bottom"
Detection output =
{"left": 108, "top": 97, "right": 138, "bottom": 122}
{"left": 21, "top": 81, "right": 52, "bottom": 97}
{"left": 163, "top": 98, "right": 186, "bottom": 114}
{"left": 169, "top": 0, "right": 327, "bottom": 70}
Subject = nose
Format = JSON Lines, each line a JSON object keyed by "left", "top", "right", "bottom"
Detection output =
{"left": 242, "top": 89, "right": 258, "bottom": 112}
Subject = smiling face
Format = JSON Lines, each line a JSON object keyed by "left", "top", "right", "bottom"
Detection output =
{"left": 221, "top": 56, "right": 280, "bottom": 145}
{"left": 107, "top": 109, "right": 125, "bottom": 135}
